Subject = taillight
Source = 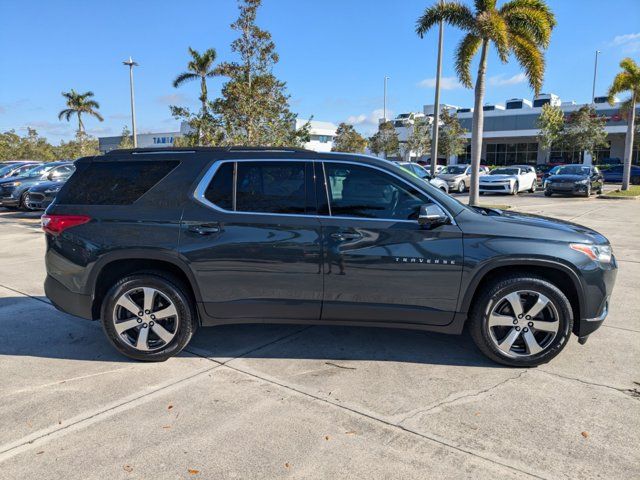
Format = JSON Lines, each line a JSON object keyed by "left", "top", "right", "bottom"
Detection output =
{"left": 41, "top": 214, "right": 91, "bottom": 236}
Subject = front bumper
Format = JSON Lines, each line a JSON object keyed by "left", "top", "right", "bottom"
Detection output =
{"left": 45, "top": 274, "right": 93, "bottom": 320}
{"left": 479, "top": 182, "right": 511, "bottom": 193}
{"left": 26, "top": 191, "right": 54, "bottom": 210}
{"left": 546, "top": 182, "right": 589, "bottom": 195}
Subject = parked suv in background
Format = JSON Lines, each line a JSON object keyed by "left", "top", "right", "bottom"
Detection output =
{"left": 0, "top": 162, "right": 74, "bottom": 209}
{"left": 44, "top": 148, "right": 616, "bottom": 367}
{"left": 25, "top": 164, "right": 76, "bottom": 210}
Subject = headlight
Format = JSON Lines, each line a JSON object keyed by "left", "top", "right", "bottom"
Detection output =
{"left": 570, "top": 243, "right": 612, "bottom": 263}
{"left": 4, "top": 181, "right": 21, "bottom": 187}
{"left": 577, "top": 178, "right": 589, "bottom": 185}
{"left": 44, "top": 187, "right": 60, "bottom": 194}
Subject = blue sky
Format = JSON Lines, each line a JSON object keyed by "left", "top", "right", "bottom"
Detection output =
{"left": 1, "top": 0, "right": 639, "bottom": 143}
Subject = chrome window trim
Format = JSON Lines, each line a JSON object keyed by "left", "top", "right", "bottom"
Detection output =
{"left": 192, "top": 158, "right": 456, "bottom": 225}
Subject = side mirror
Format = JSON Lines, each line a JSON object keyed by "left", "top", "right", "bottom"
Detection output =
{"left": 418, "top": 204, "right": 448, "bottom": 228}
{"left": 47, "top": 172, "right": 56, "bottom": 181}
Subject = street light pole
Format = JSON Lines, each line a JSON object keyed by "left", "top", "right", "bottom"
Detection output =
{"left": 383, "top": 76, "right": 390, "bottom": 122}
{"left": 123, "top": 57, "right": 139, "bottom": 148}
{"left": 591, "top": 50, "right": 600, "bottom": 104}
{"left": 429, "top": 1, "right": 444, "bottom": 175}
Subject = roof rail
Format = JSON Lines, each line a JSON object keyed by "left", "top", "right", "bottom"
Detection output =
{"left": 105, "top": 146, "right": 315, "bottom": 156}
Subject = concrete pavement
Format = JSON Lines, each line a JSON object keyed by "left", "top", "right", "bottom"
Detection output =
{"left": 0, "top": 194, "right": 638, "bottom": 479}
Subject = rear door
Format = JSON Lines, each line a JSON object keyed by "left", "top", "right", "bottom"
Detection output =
{"left": 180, "top": 159, "right": 323, "bottom": 323}
{"left": 317, "top": 161, "right": 463, "bottom": 326}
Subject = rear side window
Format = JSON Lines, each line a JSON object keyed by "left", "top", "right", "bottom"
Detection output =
{"left": 203, "top": 161, "right": 311, "bottom": 215}
{"left": 57, "top": 160, "right": 178, "bottom": 205}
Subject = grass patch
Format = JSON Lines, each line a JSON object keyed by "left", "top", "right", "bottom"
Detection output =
{"left": 601, "top": 186, "right": 640, "bottom": 197}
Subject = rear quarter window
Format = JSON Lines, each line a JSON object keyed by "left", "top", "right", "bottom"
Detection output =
{"left": 56, "top": 160, "right": 179, "bottom": 205}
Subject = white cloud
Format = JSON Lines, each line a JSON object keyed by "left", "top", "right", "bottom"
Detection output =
{"left": 488, "top": 73, "right": 527, "bottom": 86}
{"left": 417, "top": 76, "right": 463, "bottom": 90}
{"left": 609, "top": 32, "right": 640, "bottom": 53}
{"left": 610, "top": 32, "right": 640, "bottom": 46}
{"left": 346, "top": 108, "right": 390, "bottom": 127}
{"left": 20, "top": 121, "right": 71, "bottom": 136}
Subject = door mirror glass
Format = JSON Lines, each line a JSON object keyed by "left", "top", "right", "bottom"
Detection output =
{"left": 418, "top": 204, "right": 448, "bottom": 228}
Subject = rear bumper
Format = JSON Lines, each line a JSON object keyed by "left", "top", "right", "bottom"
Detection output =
{"left": 44, "top": 274, "right": 93, "bottom": 320}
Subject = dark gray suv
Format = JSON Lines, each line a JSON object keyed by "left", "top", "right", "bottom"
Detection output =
{"left": 43, "top": 148, "right": 617, "bottom": 366}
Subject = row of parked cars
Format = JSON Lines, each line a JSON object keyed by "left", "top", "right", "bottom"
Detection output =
{"left": 0, "top": 161, "right": 75, "bottom": 211}
{"left": 404, "top": 160, "right": 636, "bottom": 198}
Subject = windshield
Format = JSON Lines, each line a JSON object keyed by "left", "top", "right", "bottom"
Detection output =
{"left": 549, "top": 166, "right": 562, "bottom": 175}
{"left": 0, "top": 164, "right": 18, "bottom": 176}
{"left": 491, "top": 168, "right": 519, "bottom": 175}
{"left": 23, "top": 163, "right": 55, "bottom": 177}
{"left": 441, "top": 165, "right": 467, "bottom": 174}
{"left": 557, "top": 165, "right": 590, "bottom": 175}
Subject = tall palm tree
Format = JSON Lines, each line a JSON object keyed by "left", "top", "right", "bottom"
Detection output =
{"left": 607, "top": 57, "right": 640, "bottom": 191}
{"left": 173, "top": 47, "right": 218, "bottom": 115}
{"left": 417, "top": 0, "right": 556, "bottom": 205}
{"left": 58, "top": 90, "right": 103, "bottom": 134}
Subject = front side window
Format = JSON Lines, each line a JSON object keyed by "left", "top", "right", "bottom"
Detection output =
{"left": 204, "top": 161, "right": 310, "bottom": 215}
{"left": 322, "top": 163, "right": 431, "bottom": 221}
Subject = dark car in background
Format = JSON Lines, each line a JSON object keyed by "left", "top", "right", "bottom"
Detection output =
{"left": 544, "top": 165, "right": 604, "bottom": 197}
{"left": 601, "top": 164, "right": 640, "bottom": 185}
{"left": 25, "top": 165, "right": 76, "bottom": 210}
{"left": 0, "top": 162, "right": 74, "bottom": 209}
{"left": 0, "top": 162, "right": 40, "bottom": 179}
{"left": 535, "top": 162, "right": 564, "bottom": 182}
{"left": 43, "top": 147, "right": 616, "bottom": 367}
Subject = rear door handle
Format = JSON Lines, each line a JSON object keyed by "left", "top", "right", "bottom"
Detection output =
{"left": 330, "top": 232, "right": 362, "bottom": 241}
{"left": 188, "top": 223, "right": 221, "bottom": 235}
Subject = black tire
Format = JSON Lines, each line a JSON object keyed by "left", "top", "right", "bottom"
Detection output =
{"left": 479, "top": 191, "right": 485, "bottom": 196}
{"left": 584, "top": 184, "right": 591, "bottom": 197}
{"left": 100, "top": 272, "right": 197, "bottom": 361}
{"left": 631, "top": 176, "right": 640, "bottom": 185}
{"left": 529, "top": 181, "right": 537, "bottom": 193}
{"left": 19, "top": 191, "right": 30, "bottom": 211}
{"left": 544, "top": 189, "right": 552, "bottom": 197}
{"left": 468, "top": 275, "right": 573, "bottom": 367}
{"left": 511, "top": 181, "right": 519, "bottom": 195}
{"left": 458, "top": 181, "right": 466, "bottom": 193}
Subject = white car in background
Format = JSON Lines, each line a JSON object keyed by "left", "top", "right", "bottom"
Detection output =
{"left": 397, "top": 162, "right": 449, "bottom": 193}
{"left": 479, "top": 165, "right": 537, "bottom": 195}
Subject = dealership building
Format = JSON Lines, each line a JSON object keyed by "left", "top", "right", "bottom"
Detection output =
{"left": 389, "top": 94, "right": 639, "bottom": 166}
{"left": 98, "top": 119, "right": 337, "bottom": 153}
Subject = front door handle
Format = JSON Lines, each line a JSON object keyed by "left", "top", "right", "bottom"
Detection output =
{"left": 188, "top": 223, "right": 221, "bottom": 235}
{"left": 330, "top": 232, "right": 362, "bottom": 241}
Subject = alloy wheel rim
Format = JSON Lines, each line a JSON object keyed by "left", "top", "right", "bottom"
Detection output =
{"left": 487, "top": 290, "right": 560, "bottom": 358}
{"left": 112, "top": 287, "right": 179, "bottom": 352}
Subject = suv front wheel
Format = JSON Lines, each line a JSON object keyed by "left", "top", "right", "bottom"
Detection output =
{"left": 469, "top": 275, "right": 573, "bottom": 367}
{"left": 101, "top": 272, "right": 197, "bottom": 361}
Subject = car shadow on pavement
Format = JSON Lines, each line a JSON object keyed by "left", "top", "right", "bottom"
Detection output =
{"left": 0, "top": 296, "right": 498, "bottom": 368}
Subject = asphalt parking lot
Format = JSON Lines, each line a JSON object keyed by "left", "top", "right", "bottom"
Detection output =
{"left": 0, "top": 192, "right": 638, "bottom": 479}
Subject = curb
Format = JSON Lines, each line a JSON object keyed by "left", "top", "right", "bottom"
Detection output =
{"left": 597, "top": 194, "right": 640, "bottom": 200}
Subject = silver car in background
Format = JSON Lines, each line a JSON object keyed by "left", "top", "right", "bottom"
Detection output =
{"left": 396, "top": 162, "right": 449, "bottom": 193}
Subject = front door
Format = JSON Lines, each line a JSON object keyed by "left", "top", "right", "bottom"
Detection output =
{"left": 180, "top": 159, "right": 323, "bottom": 323}
{"left": 317, "top": 162, "right": 463, "bottom": 326}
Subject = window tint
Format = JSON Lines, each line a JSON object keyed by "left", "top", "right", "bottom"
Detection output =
{"left": 204, "top": 162, "right": 233, "bottom": 210}
{"left": 323, "top": 163, "right": 431, "bottom": 220}
{"left": 56, "top": 160, "right": 178, "bottom": 205}
{"left": 236, "top": 162, "right": 307, "bottom": 214}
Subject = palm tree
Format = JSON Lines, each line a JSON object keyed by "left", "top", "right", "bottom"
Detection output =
{"left": 417, "top": 0, "right": 556, "bottom": 205}
{"left": 173, "top": 47, "right": 218, "bottom": 115}
{"left": 607, "top": 58, "right": 640, "bottom": 191}
{"left": 58, "top": 90, "right": 103, "bottom": 134}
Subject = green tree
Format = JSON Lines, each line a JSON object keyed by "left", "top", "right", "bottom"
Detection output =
{"left": 417, "top": 0, "right": 556, "bottom": 205}
{"left": 213, "top": 0, "right": 306, "bottom": 147}
{"left": 369, "top": 121, "right": 399, "bottom": 159}
{"left": 55, "top": 132, "right": 100, "bottom": 160}
{"left": 607, "top": 57, "right": 640, "bottom": 190}
{"left": 536, "top": 103, "right": 564, "bottom": 161}
{"left": 438, "top": 109, "right": 467, "bottom": 160}
{"left": 173, "top": 47, "right": 218, "bottom": 115}
{"left": 0, "top": 129, "right": 55, "bottom": 161}
{"left": 562, "top": 105, "right": 607, "bottom": 162}
{"left": 170, "top": 105, "right": 223, "bottom": 147}
{"left": 117, "top": 125, "right": 134, "bottom": 149}
{"left": 405, "top": 117, "right": 431, "bottom": 160}
{"left": 332, "top": 123, "right": 368, "bottom": 153}
{"left": 58, "top": 90, "right": 103, "bottom": 134}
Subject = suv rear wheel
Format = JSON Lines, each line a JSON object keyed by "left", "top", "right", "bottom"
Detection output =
{"left": 101, "top": 272, "right": 197, "bottom": 361}
{"left": 469, "top": 275, "right": 573, "bottom": 367}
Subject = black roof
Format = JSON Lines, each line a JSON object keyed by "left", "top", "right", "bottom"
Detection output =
{"left": 105, "top": 146, "right": 316, "bottom": 156}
